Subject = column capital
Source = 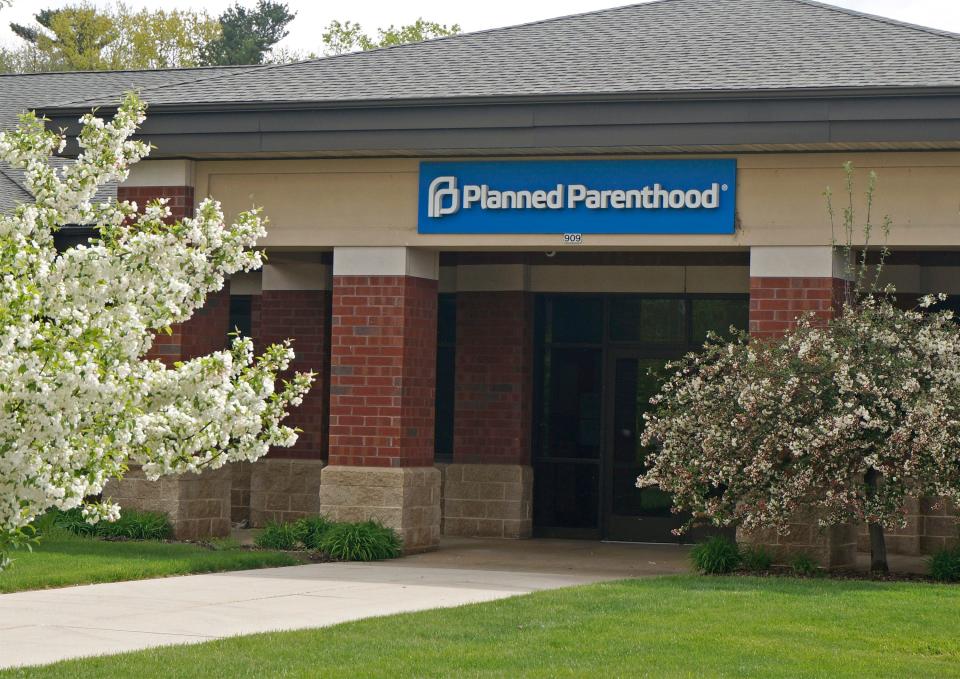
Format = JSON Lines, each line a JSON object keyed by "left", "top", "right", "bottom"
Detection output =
{"left": 750, "top": 246, "right": 850, "bottom": 280}
{"left": 332, "top": 247, "right": 439, "bottom": 280}
{"left": 123, "top": 159, "right": 195, "bottom": 188}
{"left": 262, "top": 253, "right": 331, "bottom": 291}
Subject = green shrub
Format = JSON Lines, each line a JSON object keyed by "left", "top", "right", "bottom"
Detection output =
{"left": 928, "top": 546, "right": 960, "bottom": 582}
{"left": 690, "top": 535, "right": 740, "bottom": 575}
{"left": 106, "top": 510, "right": 173, "bottom": 540}
{"left": 740, "top": 545, "right": 774, "bottom": 572}
{"left": 293, "top": 515, "right": 334, "bottom": 550}
{"left": 790, "top": 553, "right": 819, "bottom": 577}
{"left": 53, "top": 508, "right": 172, "bottom": 540}
{"left": 254, "top": 521, "right": 302, "bottom": 551}
{"left": 318, "top": 521, "right": 401, "bottom": 561}
{"left": 53, "top": 508, "right": 99, "bottom": 536}
{"left": 29, "top": 511, "right": 65, "bottom": 537}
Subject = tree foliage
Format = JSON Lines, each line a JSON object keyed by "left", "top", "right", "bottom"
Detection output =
{"left": 322, "top": 18, "right": 461, "bottom": 55}
{"left": 201, "top": 0, "right": 295, "bottom": 66}
{"left": 3, "top": 2, "right": 220, "bottom": 72}
{"left": 638, "top": 164, "right": 960, "bottom": 573}
{"left": 10, "top": 6, "right": 117, "bottom": 71}
{"left": 0, "top": 94, "right": 313, "bottom": 568}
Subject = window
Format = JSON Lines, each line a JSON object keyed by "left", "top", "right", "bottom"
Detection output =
{"left": 229, "top": 295, "right": 253, "bottom": 338}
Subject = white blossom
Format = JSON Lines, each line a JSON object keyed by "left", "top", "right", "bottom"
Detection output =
{"left": 638, "top": 294, "right": 960, "bottom": 537}
{"left": 0, "top": 94, "right": 313, "bottom": 562}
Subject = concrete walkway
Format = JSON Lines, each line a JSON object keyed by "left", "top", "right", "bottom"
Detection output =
{"left": 0, "top": 538, "right": 690, "bottom": 669}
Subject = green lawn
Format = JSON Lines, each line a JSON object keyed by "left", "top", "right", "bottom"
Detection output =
{"left": 7, "top": 576, "right": 959, "bottom": 678}
{"left": 0, "top": 531, "right": 302, "bottom": 594}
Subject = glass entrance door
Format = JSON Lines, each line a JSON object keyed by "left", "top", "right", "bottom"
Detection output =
{"left": 532, "top": 294, "right": 749, "bottom": 541}
{"left": 603, "top": 352, "right": 685, "bottom": 542}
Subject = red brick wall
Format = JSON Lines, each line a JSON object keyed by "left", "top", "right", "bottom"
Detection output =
{"left": 328, "top": 275, "right": 438, "bottom": 467}
{"left": 259, "top": 290, "right": 330, "bottom": 460}
{"left": 119, "top": 184, "right": 230, "bottom": 365}
{"left": 749, "top": 276, "right": 848, "bottom": 340}
{"left": 453, "top": 292, "right": 533, "bottom": 465}
{"left": 117, "top": 185, "right": 195, "bottom": 221}
{"left": 145, "top": 287, "right": 230, "bottom": 364}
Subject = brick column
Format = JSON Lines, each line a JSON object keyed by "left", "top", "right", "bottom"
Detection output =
{"left": 741, "top": 246, "right": 856, "bottom": 569}
{"left": 446, "top": 278, "right": 534, "bottom": 539}
{"left": 106, "top": 161, "right": 234, "bottom": 540}
{"left": 249, "top": 255, "right": 331, "bottom": 526}
{"left": 320, "top": 247, "right": 441, "bottom": 552}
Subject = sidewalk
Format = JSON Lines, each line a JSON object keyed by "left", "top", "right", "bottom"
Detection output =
{"left": 0, "top": 537, "right": 691, "bottom": 670}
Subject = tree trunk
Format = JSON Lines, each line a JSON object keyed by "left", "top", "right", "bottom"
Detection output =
{"left": 865, "top": 468, "right": 889, "bottom": 574}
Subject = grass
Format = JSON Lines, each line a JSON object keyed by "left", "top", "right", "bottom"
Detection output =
{"left": 6, "top": 576, "right": 960, "bottom": 678}
{"left": 0, "top": 529, "right": 303, "bottom": 594}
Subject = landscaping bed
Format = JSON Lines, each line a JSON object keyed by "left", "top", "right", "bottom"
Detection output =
{"left": 0, "top": 510, "right": 405, "bottom": 595}
{"left": 6, "top": 575, "right": 959, "bottom": 678}
{"left": 692, "top": 535, "right": 960, "bottom": 583}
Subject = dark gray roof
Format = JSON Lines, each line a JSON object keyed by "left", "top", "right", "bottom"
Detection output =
{"left": 0, "top": 66, "right": 263, "bottom": 213}
{"left": 5, "top": 0, "right": 960, "bottom": 207}
{"left": 52, "top": 0, "right": 960, "bottom": 110}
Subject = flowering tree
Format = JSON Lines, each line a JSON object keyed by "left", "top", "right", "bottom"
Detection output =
{"left": 0, "top": 93, "right": 313, "bottom": 568}
{"left": 639, "top": 166, "right": 960, "bottom": 573}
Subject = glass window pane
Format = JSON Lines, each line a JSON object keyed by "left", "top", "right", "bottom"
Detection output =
{"left": 550, "top": 297, "right": 603, "bottom": 344}
{"left": 540, "top": 347, "right": 602, "bottom": 459}
{"left": 229, "top": 295, "right": 252, "bottom": 338}
{"left": 611, "top": 357, "right": 674, "bottom": 518}
{"left": 434, "top": 345, "right": 456, "bottom": 460}
{"left": 691, "top": 298, "right": 749, "bottom": 344}
{"left": 533, "top": 461, "right": 599, "bottom": 529}
{"left": 609, "top": 297, "right": 686, "bottom": 343}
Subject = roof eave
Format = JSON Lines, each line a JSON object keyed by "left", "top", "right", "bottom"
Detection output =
{"left": 40, "top": 85, "right": 960, "bottom": 117}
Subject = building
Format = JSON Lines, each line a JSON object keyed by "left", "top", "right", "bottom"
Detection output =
{"left": 2, "top": 0, "right": 959, "bottom": 566}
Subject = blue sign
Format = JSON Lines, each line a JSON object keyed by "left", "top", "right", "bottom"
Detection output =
{"left": 418, "top": 159, "right": 736, "bottom": 235}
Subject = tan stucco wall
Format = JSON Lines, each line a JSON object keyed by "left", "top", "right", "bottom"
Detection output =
{"left": 194, "top": 152, "right": 960, "bottom": 250}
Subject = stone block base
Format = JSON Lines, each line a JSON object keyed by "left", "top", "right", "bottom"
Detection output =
{"left": 319, "top": 465, "right": 440, "bottom": 553}
{"left": 249, "top": 458, "right": 326, "bottom": 527}
{"left": 442, "top": 464, "right": 532, "bottom": 539}
{"left": 738, "top": 517, "right": 857, "bottom": 569}
{"left": 103, "top": 466, "right": 232, "bottom": 541}
{"left": 856, "top": 497, "right": 958, "bottom": 556}
{"left": 230, "top": 461, "right": 252, "bottom": 526}
{"left": 920, "top": 496, "right": 959, "bottom": 553}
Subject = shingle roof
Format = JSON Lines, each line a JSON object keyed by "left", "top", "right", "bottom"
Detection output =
{"left": 51, "top": 0, "right": 960, "bottom": 110}
{"left": 0, "top": 66, "right": 263, "bottom": 212}
{"left": 4, "top": 0, "right": 960, "bottom": 209}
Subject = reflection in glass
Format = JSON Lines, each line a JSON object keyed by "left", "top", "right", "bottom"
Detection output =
{"left": 691, "top": 298, "right": 749, "bottom": 344}
{"left": 609, "top": 298, "right": 686, "bottom": 343}
{"left": 611, "top": 357, "right": 673, "bottom": 518}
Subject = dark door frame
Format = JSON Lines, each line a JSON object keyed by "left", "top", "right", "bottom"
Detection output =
{"left": 532, "top": 292, "right": 749, "bottom": 541}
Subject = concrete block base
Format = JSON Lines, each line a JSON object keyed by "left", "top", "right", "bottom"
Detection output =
{"left": 230, "top": 461, "right": 252, "bottom": 525}
{"left": 738, "top": 515, "right": 858, "bottom": 569}
{"left": 319, "top": 465, "right": 441, "bottom": 553}
{"left": 442, "top": 464, "right": 533, "bottom": 538}
{"left": 249, "top": 458, "right": 326, "bottom": 527}
{"left": 103, "top": 466, "right": 232, "bottom": 541}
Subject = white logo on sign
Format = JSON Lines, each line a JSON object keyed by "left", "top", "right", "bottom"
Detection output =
{"left": 428, "top": 176, "right": 460, "bottom": 217}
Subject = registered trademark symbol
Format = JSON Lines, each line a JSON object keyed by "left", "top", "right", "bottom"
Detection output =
{"left": 721, "top": 184, "right": 729, "bottom": 191}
